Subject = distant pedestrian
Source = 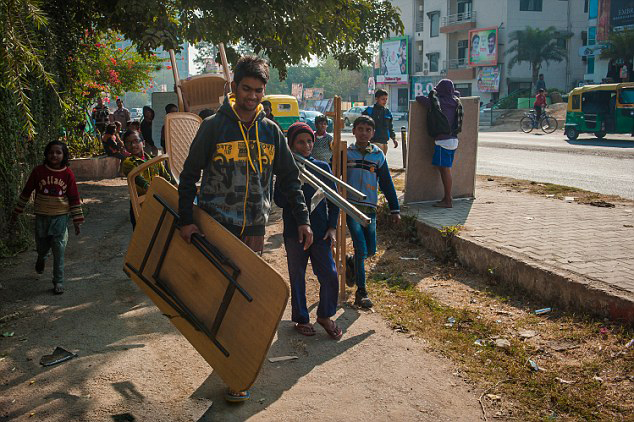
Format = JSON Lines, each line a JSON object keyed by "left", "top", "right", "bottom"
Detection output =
{"left": 91, "top": 97, "right": 110, "bottom": 134}
{"left": 160, "top": 103, "right": 178, "bottom": 152}
{"left": 535, "top": 74, "right": 546, "bottom": 94}
{"left": 362, "top": 89, "right": 398, "bottom": 155}
{"left": 112, "top": 98, "right": 131, "bottom": 130}
{"left": 312, "top": 115, "right": 333, "bottom": 162}
{"left": 416, "top": 79, "right": 463, "bottom": 208}
{"left": 102, "top": 124, "right": 130, "bottom": 160}
{"left": 140, "top": 106, "right": 157, "bottom": 155}
{"left": 262, "top": 100, "right": 281, "bottom": 129}
{"left": 10, "top": 141, "right": 84, "bottom": 295}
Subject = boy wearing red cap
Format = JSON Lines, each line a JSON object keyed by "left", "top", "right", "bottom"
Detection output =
{"left": 274, "top": 122, "right": 343, "bottom": 340}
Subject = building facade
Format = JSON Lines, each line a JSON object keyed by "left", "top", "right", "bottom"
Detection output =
{"left": 379, "top": 0, "right": 588, "bottom": 105}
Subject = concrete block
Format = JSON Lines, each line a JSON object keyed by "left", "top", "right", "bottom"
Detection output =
{"left": 70, "top": 156, "right": 121, "bottom": 180}
{"left": 404, "top": 96, "right": 479, "bottom": 203}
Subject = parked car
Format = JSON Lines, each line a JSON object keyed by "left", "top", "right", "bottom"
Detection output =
{"left": 299, "top": 110, "right": 334, "bottom": 132}
{"left": 343, "top": 106, "right": 366, "bottom": 126}
{"left": 130, "top": 108, "right": 143, "bottom": 120}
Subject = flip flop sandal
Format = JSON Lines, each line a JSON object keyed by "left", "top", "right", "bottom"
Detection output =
{"left": 318, "top": 320, "right": 343, "bottom": 340}
{"left": 294, "top": 323, "right": 316, "bottom": 336}
{"left": 53, "top": 284, "right": 64, "bottom": 295}
{"left": 225, "top": 389, "right": 250, "bottom": 403}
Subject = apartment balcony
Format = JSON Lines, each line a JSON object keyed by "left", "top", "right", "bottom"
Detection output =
{"left": 445, "top": 59, "right": 475, "bottom": 80}
{"left": 440, "top": 11, "right": 477, "bottom": 33}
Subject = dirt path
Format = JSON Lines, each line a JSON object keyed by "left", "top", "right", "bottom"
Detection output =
{"left": 1, "top": 179, "right": 482, "bottom": 421}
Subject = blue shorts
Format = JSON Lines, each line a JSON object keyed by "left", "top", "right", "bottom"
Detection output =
{"left": 432, "top": 145, "right": 456, "bottom": 168}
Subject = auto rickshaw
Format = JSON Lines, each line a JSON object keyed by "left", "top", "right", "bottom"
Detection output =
{"left": 262, "top": 94, "right": 300, "bottom": 131}
{"left": 564, "top": 82, "right": 634, "bottom": 140}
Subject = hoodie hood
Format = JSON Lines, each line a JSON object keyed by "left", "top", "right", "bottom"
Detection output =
{"left": 435, "top": 79, "right": 456, "bottom": 97}
{"left": 435, "top": 79, "right": 459, "bottom": 111}
{"left": 142, "top": 105, "right": 155, "bottom": 120}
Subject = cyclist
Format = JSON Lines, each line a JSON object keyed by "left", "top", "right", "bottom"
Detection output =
{"left": 534, "top": 89, "right": 547, "bottom": 126}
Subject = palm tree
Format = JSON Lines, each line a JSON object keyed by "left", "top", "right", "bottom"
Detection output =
{"left": 506, "top": 26, "right": 570, "bottom": 90}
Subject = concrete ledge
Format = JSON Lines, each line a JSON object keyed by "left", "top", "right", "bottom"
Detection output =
{"left": 70, "top": 156, "right": 121, "bottom": 180}
{"left": 413, "top": 219, "right": 634, "bottom": 324}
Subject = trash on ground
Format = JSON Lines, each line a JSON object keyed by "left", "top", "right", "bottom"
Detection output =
{"left": 407, "top": 272, "right": 418, "bottom": 276}
{"left": 533, "top": 307, "right": 552, "bottom": 315}
{"left": 625, "top": 339, "right": 634, "bottom": 348}
{"left": 555, "top": 377, "right": 574, "bottom": 385}
{"left": 545, "top": 194, "right": 555, "bottom": 198}
{"left": 39, "top": 347, "right": 78, "bottom": 367}
{"left": 589, "top": 200, "right": 615, "bottom": 208}
{"left": 487, "top": 178, "right": 494, "bottom": 181}
{"left": 469, "top": 298, "right": 477, "bottom": 304}
{"left": 399, "top": 257, "right": 419, "bottom": 261}
{"left": 519, "top": 330, "right": 537, "bottom": 339}
{"left": 524, "top": 216, "right": 534, "bottom": 220}
{"left": 495, "top": 339, "right": 511, "bottom": 349}
{"left": 599, "top": 327, "right": 609, "bottom": 336}
{"left": 2, "top": 331, "right": 15, "bottom": 337}
{"left": 564, "top": 197, "right": 575, "bottom": 202}
{"left": 268, "top": 356, "right": 298, "bottom": 363}
{"left": 528, "top": 359, "right": 540, "bottom": 372}
{"left": 445, "top": 317, "right": 456, "bottom": 328}
{"left": 485, "top": 394, "right": 502, "bottom": 401}
{"left": 474, "top": 339, "right": 486, "bottom": 347}
{"left": 592, "top": 375, "right": 603, "bottom": 383}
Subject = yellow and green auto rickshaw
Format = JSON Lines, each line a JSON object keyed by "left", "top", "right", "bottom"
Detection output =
{"left": 262, "top": 94, "right": 300, "bottom": 132}
{"left": 564, "top": 83, "right": 634, "bottom": 140}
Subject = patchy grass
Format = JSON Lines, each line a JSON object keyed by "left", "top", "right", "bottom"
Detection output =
{"left": 479, "top": 175, "right": 633, "bottom": 206}
{"left": 360, "top": 198, "right": 634, "bottom": 421}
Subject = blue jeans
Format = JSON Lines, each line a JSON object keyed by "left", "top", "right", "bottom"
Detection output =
{"left": 35, "top": 214, "right": 69, "bottom": 285}
{"left": 346, "top": 213, "right": 377, "bottom": 294}
{"left": 284, "top": 237, "right": 339, "bottom": 324}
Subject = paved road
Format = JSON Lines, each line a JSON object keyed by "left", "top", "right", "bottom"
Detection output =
{"left": 341, "top": 131, "right": 634, "bottom": 199}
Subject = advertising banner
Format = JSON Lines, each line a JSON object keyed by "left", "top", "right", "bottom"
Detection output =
{"left": 468, "top": 27, "right": 498, "bottom": 67}
{"left": 377, "top": 36, "right": 409, "bottom": 84}
{"left": 596, "top": 0, "right": 634, "bottom": 41}
{"left": 368, "top": 77, "right": 376, "bottom": 94}
{"left": 303, "top": 88, "right": 324, "bottom": 101}
{"left": 291, "top": 83, "right": 304, "bottom": 101}
{"left": 476, "top": 66, "right": 501, "bottom": 93}
{"left": 410, "top": 76, "right": 439, "bottom": 99}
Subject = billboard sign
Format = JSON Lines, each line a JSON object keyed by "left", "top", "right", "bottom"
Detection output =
{"left": 303, "top": 88, "right": 324, "bottom": 101}
{"left": 377, "top": 36, "right": 409, "bottom": 84}
{"left": 410, "top": 76, "right": 439, "bottom": 99}
{"left": 597, "top": 0, "right": 634, "bottom": 41}
{"left": 291, "top": 83, "right": 304, "bottom": 101}
{"left": 476, "top": 66, "right": 501, "bottom": 93}
{"left": 468, "top": 27, "right": 498, "bottom": 67}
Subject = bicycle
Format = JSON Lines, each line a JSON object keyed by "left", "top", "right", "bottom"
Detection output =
{"left": 519, "top": 109, "right": 558, "bottom": 134}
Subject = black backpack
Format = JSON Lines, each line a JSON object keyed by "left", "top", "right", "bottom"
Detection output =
{"left": 426, "top": 90, "right": 461, "bottom": 138}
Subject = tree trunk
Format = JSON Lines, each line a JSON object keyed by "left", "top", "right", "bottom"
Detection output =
{"left": 532, "top": 63, "right": 540, "bottom": 94}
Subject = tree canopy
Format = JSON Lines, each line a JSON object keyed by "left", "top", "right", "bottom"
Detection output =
{"left": 78, "top": 0, "right": 402, "bottom": 77}
{"left": 506, "top": 26, "right": 570, "bottom": 88}
{"left": 600, "top": 30, "right": 634, "bottom": 66}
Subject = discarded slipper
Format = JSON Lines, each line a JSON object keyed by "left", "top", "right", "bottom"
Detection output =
{"left": 225, "top": 389, "right": 250, "bottom": 403}
{"left": 317, "top": 319, "right": 343, "bottom": 340}
{"left": 294, "top": 323, "right": 316, "bottom": 336}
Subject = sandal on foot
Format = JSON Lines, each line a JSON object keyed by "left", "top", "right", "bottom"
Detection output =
{"left": 225, "top": 389, "right": 250, "bottom": 403}
{"left": 53, "top": 284, "right": 64, "bottom": 295}
{"left": 294, "top": 323, "right": 316, "bottom": 336}
{"left": 317, "top": 319, "right": 343, "bottom": 340}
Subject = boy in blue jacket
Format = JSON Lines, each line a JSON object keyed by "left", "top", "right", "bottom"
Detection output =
{"left": 347, "top": 116, "right": 400, "bottom": 308}
{"left": 274, "top": 122, "right": 342, "bottom": 340}
{"left": 362, "top": 89, "right": 398, "bottom": 155}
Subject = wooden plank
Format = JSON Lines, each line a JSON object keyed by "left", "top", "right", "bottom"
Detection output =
{"left": 124, "top": 177, "right": 289, "bottom": 392}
